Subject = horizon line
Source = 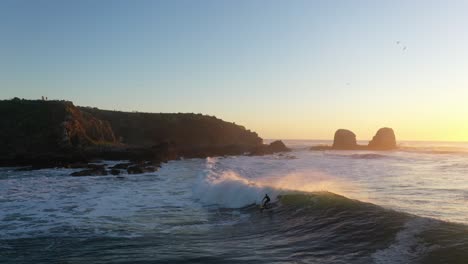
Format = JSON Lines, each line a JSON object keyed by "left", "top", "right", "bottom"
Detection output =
{"left": 265, "top": 138, "right": 468, "bottom": 144}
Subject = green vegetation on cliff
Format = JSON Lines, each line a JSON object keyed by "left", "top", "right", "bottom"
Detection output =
{"left": 0, "top": 98, "right": 262, "bottom": 163}
{"left": 0, "top": 98, "right": 116, "bottom": 156}
{"left": 80, "top": 107, "right": 261, "bottom": 149}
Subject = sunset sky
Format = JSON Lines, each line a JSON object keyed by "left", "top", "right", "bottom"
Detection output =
{"left": 1, "top": 0, "right": 468, "bottom": 141}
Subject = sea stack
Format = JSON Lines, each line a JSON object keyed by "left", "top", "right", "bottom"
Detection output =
{"left": 368, "top": 127, "right": 397, "bottom": 150}
{"left": 332, "top": 129, "right": 357, "bottom": 150}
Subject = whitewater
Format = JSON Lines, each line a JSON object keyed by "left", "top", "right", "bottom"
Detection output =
{"left": 1, "top": 140, "right": 467, "bottom": 263}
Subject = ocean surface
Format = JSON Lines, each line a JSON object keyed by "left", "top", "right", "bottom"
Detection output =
{"left": 1, "top": 140, "right": 468, "bottom": 263}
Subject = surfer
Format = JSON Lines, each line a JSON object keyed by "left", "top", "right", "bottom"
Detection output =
{"left": 262, "top": 194, "right": 271, "bottom": 209}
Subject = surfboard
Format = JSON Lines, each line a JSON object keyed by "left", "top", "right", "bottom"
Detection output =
{"left": 260, "top": 204, "right": 273, "bottom": 212}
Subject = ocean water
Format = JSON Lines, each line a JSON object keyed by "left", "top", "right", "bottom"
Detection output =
{"left": 1, "top": 140, "right": 467, "bottom": 263}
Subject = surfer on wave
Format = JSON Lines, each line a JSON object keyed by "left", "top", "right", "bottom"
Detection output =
{"left": 262, "top": 194, "right": 271, "bottom": 209}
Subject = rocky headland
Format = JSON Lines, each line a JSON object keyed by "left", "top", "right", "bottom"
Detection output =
{"left": 310, "top": 127, "right": 397, "bottom": 151}
{"left": 0, "top": 98, "right": 289, "bottom": 175}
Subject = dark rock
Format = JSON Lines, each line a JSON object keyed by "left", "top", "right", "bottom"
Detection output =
{"left": 111, "top": 163, "right": 132, "bottom": 170}
{"left": 71, "top": 167, "right": 108, "bottom": 177}
{"left": 268, "top": 140, "right": 290, "bottom": 153}
{"left": 368, "top": 127, "right": 397, "bottom": 150}
{"left": 309, "top": 145, "right": 332, "bottom": 151}
{"left": 67, "top": 162, "right": 89, "bottom": 169}
{"left": 250, "top": 146, "right": 267, "bottom": 156}
{"left": 143, "top": 161, "right": 156, "bottom": 166}
{"left": 87, "top": 164, "right": 106, "bottom": 170}
{"left": 151, "top": 141, "right": 178, "bottom": 162}
{"left": 250, "top": 140, "right": 291, "bottom": 155}
{"left": 142, "top": 166, "right": 157, "bottom": 173}
{"left": 332, "top": 129, "right": 357, "bottom": 149}
{"left": 110, "top": 169, "right": 121, "bottom": 175}
{"left": 127, "top": 165, "right": 143, "bottom": 174}
{"left": 126, "top": 163, "right": 159, "bottom": 174}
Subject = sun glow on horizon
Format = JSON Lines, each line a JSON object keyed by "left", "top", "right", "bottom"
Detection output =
{"left": 2, "top": 1, "right": 468, "bottom": 142}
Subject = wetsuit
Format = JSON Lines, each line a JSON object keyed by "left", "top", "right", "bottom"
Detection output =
{"left": 262, "top": 195, "right": 271, "bottom": 208}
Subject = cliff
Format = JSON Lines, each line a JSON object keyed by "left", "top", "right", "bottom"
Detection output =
{"left": 79, "top": 107, "right": 261, "bottom": 150}
{"left": 0, "top": 98, "right": 264, "bottom": 168}
{"left": 0, "top": 98, "right": 116, "bottom": 157}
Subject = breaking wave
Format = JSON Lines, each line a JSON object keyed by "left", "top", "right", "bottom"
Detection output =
{"left": 190, "top": 157, "right": 468, "bottom": 263}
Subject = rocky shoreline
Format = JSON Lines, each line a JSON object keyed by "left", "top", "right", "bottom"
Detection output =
{"left": 0, "top": 98, "right": 290, "bottom": 176}
{"left": 1, "top": 98, "right": 397, "bottom": 176}
{"left": 5, "top": 140, "right": 290, "bottom": 177}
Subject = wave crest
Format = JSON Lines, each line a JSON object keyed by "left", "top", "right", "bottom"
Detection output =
{"left": 193, "top": 157, "right": 358, "bottom": 208}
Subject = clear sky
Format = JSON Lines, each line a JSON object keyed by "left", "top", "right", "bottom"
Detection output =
{"left": 1, "top": 0, "right": 468, "bottom": 141}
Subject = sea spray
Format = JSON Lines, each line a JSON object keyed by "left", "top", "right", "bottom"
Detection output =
{"left": 192, "top": 157, "right": 359, "bottom": 208}
{"left": 192, "top": 157, "right": 279, "bottom": 207}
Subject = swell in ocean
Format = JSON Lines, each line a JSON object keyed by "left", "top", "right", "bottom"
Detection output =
{"left": 189, "top": 157, "right": 468, "bottom": 263}
{"left": 1, "top": 148, "right": 468, "bottom": 263}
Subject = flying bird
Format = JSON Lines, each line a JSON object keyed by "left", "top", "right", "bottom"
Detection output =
{"left": 396, "top": 40, "right": 407, "bottom": 51}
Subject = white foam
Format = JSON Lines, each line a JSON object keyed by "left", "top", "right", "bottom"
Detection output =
{"left": 192, "top": 157, "right": 352, "bottom": 208}
{"left": 193, "top": 169, "right": 278, "bottom": 208}
{"left": 371, "top": 218, "right": 438, "bottom": 264}
{"left": 0, "top": 160, "right": 208, "bottom": 239}
{"left": 2, "top": 144, "right": 468, "bottom": 240}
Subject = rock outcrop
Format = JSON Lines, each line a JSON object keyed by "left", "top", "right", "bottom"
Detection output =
{"left": 332, "top": 129, "right": 357, "bottom": 149}
{"left": 250, "top": 140, "right": 291, "bottom": 155}
{"left": 268, "top": 140, "right": 290, "bottom": 153}
{"left": 368, "top": 127, "right": 397, "bottom": 150}
{"left": 311, "top": 127, "right": 398, "bottom": 151}
{"left": 71, "top": 164, "right": 108, "bottom": 177}
{"left": 0, "top": 98, "right": 265, "bottom": 171}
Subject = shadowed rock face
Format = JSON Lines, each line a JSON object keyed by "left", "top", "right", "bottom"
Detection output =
{"left": 268, "top": 140, "right": 290, "bottom": 153}
{"left": 368, "top": 127, "right": 397, "bottom": 150}
{"left": 250, "top": 140, "right": 291, "bottom": 155}
{"left": 0, "top": 99, "right": 117, "bottom": 156}
{"left": 0, "top": 98, "right": 264, "bottom": 169}
{"left": 311, "top": 128, "right": 398, "bottom": 151}
{"left": 332, "top": 129, "right": 357, "bottom": 149}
